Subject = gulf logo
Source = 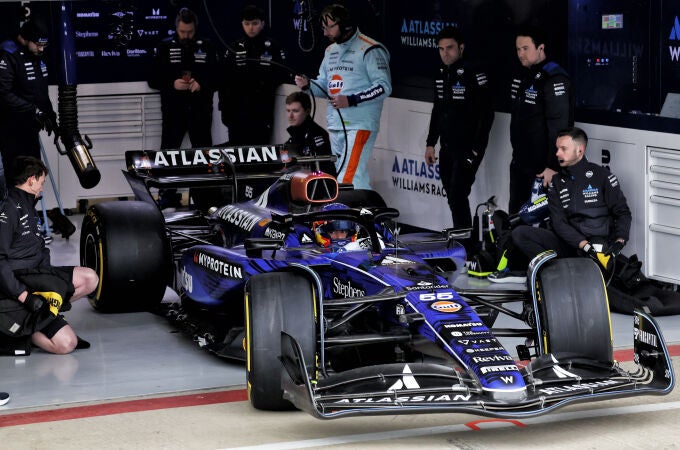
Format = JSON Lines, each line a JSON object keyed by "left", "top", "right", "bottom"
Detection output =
{"left": 430, "top": 301, "right": 462, "bottom": 313}
{"left": 328, "top": 74, "right": 344, "bottom": 95}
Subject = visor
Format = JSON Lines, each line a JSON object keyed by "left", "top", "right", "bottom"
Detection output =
{"left": 325, "top": 220, "right": 354, "bottom": 233}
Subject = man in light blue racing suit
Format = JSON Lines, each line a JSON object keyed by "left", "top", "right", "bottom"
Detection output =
{"left": 295, "top": 3, "right": 391, "bottom": 190}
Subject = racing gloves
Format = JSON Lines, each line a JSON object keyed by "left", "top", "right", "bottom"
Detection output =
{"left": 33, "top": 291, "right": 64, "bottom": 316}
{"left": 23, "top": 293, "right": 47, "bottom": 313}
{"left": 583, "top": 240, "right": 625, "bottom": 272}
{"left": 35, "top": 107, "right": 58, "bottom": 136}
{"left": 605, "top": 240, "right": 625, "bottom": 257}
{"left": 24, "top": 291, "right": 63, "bottom": 316}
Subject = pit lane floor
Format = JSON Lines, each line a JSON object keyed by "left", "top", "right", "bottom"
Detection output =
{"left": 1, "top": 216, "right": 679, "bottom": 448}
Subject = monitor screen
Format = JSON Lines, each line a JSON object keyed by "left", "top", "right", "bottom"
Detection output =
{"left": 601, "top": 14, "right": 624, "bottom": 30}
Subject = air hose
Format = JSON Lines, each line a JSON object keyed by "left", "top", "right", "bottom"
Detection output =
{"left": 54, "top": 1, "right": 100, "bottom": 189}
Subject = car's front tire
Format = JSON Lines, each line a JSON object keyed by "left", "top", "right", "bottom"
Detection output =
{"left": 245, "top": 272, "right": 317, "bottom": 410}
{"left": 535, "top": 257, "right": 613, "bottom": 363}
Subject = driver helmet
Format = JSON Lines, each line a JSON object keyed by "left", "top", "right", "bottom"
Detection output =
{"left": 314, "top": 203, "right": 358, "bottom": 248}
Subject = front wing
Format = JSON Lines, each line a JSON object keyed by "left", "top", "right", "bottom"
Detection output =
{"left": 280, "top": 310, "right": 674, "bottom": 419}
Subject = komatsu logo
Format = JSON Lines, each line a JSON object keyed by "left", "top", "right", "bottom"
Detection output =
{"left": 333, "top": 278, "right": 365, "bottom": 298}
{"left": 193, "top": 252, "right": 243, "bottom": 279}
{"left": 180, "top": 266, "right": 193, "bottom": 293}
{"left": 152, "top": 147, "right": 278, "bottom": 167}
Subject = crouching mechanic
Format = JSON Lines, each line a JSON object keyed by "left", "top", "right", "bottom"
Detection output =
{"left": 0, "top": 156, "right": 98, "bottom": 354}
{"left": 511, "top": 127, "right": 631, "bottom": 267}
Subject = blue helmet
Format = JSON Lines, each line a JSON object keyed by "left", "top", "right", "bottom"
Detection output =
{"left": 313, "top": 203, "right": 358, "bottom": 248}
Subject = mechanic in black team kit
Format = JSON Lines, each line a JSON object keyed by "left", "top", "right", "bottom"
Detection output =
{"left": 148, "top": 7, "right": 217, "bottom": 209}
{"left": 0, "top": 157, "right": 99, "bottom": 354}
{"left": 148, "top": 7, "right": 217, "bottom": 151}
{"left": 508, "top": 25, "right": 573, "bottom": 214}
{"left": 284, "top": 91, "right": 336, "bottom": 177}
{"left": 510, "top": 127, "right": 631, "bottom": 263}
{"left": 0, "top": 20, "right": 57, "bottom": 195}
{"left": 424, "top": 26, "right": 494, "bottom": 253}
{"left": 219, "top": 5, "right": 287, "bottom": 146}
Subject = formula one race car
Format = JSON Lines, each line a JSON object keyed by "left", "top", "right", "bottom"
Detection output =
{"left": 80, "top": 145, "right": 674, "bottom": 419}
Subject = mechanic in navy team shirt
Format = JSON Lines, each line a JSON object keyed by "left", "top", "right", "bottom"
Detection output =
{"left": 0, "top": 20, "right": 57, "bottom": 196}
{"left": 0, "top": 157, "right": 98, "bottom": 354}
{"left": 295, "top": 4, "right": 392, "bottom": 190}
{"left": 424, "top": 26, "right": 494, "bottom": 237}
{"left": 148, "top": 7, "right": 217, "bottom": 151}
{"left": 510, "top": 127, "right": 631, "bottom": 262}
{"left": 148, "top": 7, "right": 217, "bottom": 209}
{"left": 284, "top": 91, "right": 336, "bottom": 177}
{"left": 219, "top": 5, "right": 288, "bottom": 146}
{"left": 508, "top": 25, "right": 574, "bottom": 214}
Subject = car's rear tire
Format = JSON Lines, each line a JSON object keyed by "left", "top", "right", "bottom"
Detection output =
{"left": 536, "top": 257, "right": 613, "bottom": 363}
{"left": 80, "top": 201, "right": 172, "bottom": 312}
{"left": 245, "top": 272, "right": 317, "bottom": 410}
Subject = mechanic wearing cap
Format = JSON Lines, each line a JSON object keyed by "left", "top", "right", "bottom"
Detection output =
{"left": 510, "top": 127, "right": 631, "bottom": 264}
{"left": 284, "top": 91, "right": 336, "bottom": 177}
{"left": 0, "top": 157, "right": 98, "bottom": 354}
{"left": 0, "top": 20, "right": 57, "bottom": 194}
{"left": 424, "top": 26, "right": 494, "bottom": 238}
{"left": 295, "top": 3, "right": 391, "bottom": 190}
{"left": 219, "top": 4, "right": 287, "bottom": 146}
{"left": 508, "top": 25, "right": 573, "bottom": 214}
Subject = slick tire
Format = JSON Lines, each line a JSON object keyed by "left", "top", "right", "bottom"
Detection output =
{"left": 80, "top": 201, "right": 172, "bottom": 312}
{"left": 245, "top": 272, "right": 317, "bottom": 411}
{"left": 536, "top": 257, "right": 613, "bottom": 363}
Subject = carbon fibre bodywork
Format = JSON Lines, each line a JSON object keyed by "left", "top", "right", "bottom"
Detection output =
{"left": 85, "top": 145, "right": 674, "bottom": 419}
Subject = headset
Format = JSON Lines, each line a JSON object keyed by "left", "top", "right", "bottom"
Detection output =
{"left": 322, "top": 4, "right": 355, "bottom": 35}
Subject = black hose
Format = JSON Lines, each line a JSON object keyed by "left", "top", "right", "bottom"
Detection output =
{"left": 55, "top": 85, "right": 101, "bottom": 189}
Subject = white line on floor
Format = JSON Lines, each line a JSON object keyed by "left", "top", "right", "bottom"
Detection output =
{"left": 222, "top": 400, "right": 680, "bottom": 450}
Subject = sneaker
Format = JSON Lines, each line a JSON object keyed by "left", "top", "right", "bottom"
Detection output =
{"left": 487, "top": 268, "right": 527, "bottom": 284}
{"left": 465, "top": 254, "right": 494, "bottom": 278}
{"left": 42, "top": 233, "right": 53, "bottom": 245}
{"left": 0, "top": 391, "right": 9, "bottom": 406}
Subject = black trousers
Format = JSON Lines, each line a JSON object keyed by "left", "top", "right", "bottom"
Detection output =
{"left": 508, "top": 159, "right": 538, "bottom": 215}
{"left": 439, "top": 150, "right": 481, "bottom": 230}
{"left": 511, "top": 225, "right": 576, "bottom": 260}
{"left": 160, "top": 103, "right": 212, "bottom": 150}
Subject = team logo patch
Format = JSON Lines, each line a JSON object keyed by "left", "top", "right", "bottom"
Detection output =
{"left": 585, "top": 170, "right": 593, "bottom": 178}
{"left": 430, "top": 301, "right": 462, "bottom": 313}
{"left": 328, "top": 74, "right": 344, "bottom": 95}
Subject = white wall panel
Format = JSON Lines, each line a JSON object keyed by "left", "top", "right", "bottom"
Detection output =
{"left": 42, "top": 82, "right": 680, "bottom": 282}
